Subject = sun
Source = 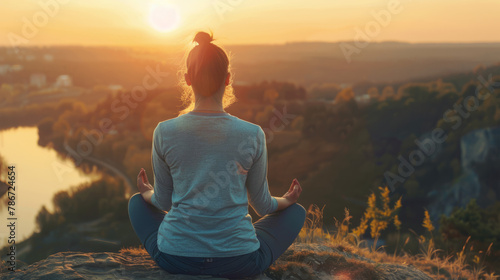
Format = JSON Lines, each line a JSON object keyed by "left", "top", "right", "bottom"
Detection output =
{"left": 148, "top": 3, "right": 181, "bottom": 33}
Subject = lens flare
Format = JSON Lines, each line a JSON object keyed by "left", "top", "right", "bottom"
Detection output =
{"left": 148, "top": 3, "right": 180, "bottom": 33}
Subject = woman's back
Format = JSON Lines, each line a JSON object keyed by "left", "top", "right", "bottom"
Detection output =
{"left": 129, "top": 31, "right": 304, "bottom": 278}
{"left": 151, "top": 111, "right": 278, "bottom": 257}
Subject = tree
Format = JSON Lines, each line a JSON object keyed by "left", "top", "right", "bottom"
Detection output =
{"left": 440, "top": 199, "right": 500, "bottom": 253}
{"left": 309, "top": 83, "right": 341, "bottom": 101}
{"left": 254, "top": 105, "right": 275, "bottom": 126}
{"left": 380, "top": 86, "right": 395, "bottom": 101}
{"left": 37, "top": 117, "right": 55, "bottom": 147}
{"left": 335, "top": 87, "right": 355, "bottom": 103}
{"left": 291, "top": 116, "right": 304, "bottom": 131}
{"left": 263, "top": 89, "right": 279, "bottom": 104}
{"left": 0, "top": 154, "right": 6, "bottom": 181}
{"left": 35, "top": 206, "right": 52, "bottom": 233}
{"left": 0, "top": 155, "right": 8, "bottom": 199}
{"left": 52, "top": 191, "right": 72, "bottom": 216}
{"left": 367, "top": 87, "right": 379, "bottom": 100}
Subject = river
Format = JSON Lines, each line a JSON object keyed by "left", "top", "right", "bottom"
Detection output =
{"left": 0, "top": 127, "right": 98, "bottom": 245}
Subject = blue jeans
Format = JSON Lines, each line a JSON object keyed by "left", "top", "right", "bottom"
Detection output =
{"left": 128, "top": 193, "right": 306, "bottom": 278}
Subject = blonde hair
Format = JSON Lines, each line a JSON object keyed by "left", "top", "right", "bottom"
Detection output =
{"left": 178, "top": 31, "right": 236, "bottom": 116}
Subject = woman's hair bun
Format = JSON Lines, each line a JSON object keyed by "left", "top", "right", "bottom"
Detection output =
{"left": 193, "top": 31, "right": 213, "bottom": 46}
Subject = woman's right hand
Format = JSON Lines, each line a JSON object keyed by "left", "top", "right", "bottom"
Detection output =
{"left": 137, "top": 168, "right": 154, "bottom": 194}
{"left": 283, "top": 178, "right": 302, "bottom": 204}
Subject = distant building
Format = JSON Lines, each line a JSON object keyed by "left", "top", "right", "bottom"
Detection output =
{"left": 233, "top": 81, "right": 250, "bottom": 86}
{"left": 0, "top": 65, "right": 9, "bottom": 75}
{"left": 10, "top": 65, "right": 23, "bottom": 72}
{"left": 30, "top": 74, "right": 47, "bottom": 88}
{"left": 54, "top": 75, "right": 73, "bottom": 88}
{"left": 355, "top": 94, "right": 371, "bottom": 104}
{"left": 108, "top": 84, "right": 123, "bottom": 92}
{"left": 25, "top": 55, "right": 36, "bottom": 61}
{"left": 43, "top": 54, "right": 54, "bottom": 62}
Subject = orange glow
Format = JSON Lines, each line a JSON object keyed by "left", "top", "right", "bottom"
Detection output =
{"left": 148, "top": 3, "right": 181, "bottom": 33}
{"left": 0, "top": 0, "right": 499, "bottom": 46}
{"left": 334, "top": 272, "right": 352, "bottom": 280}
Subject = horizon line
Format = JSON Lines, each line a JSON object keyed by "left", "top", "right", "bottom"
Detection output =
{"left": 2, "top": 40, "right": 500, "bottom": 49}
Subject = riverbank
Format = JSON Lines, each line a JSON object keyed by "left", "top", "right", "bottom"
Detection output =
{"left": 0, "top": 127, "right": 98, "bottom": 244}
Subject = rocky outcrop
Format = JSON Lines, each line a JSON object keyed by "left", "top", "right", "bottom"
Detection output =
{"left": 3, "top": 243, "right": 432, "bottom": 280}
{"left": 461, "top": 127, "right": 500, "bottom": 171}
{"left": 429, "top": 126, "right": 500, "bottom": 221}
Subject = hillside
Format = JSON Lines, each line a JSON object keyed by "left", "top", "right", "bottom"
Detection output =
{"left": 1, "top": 53, "right": 500, "bottom": 279}
{"left": 1, "top": 42, "right": 500, "bottom": 89}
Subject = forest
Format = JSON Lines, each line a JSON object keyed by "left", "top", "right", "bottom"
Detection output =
{"left": 1, "top": 53, "right": 500, "bottom": 274}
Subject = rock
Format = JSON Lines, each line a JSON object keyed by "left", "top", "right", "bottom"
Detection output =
{"left": 3, "top": 250, "right": 269, "bottom": 280}
{"left": 429, "top": 126, "right": 500, "bottom": 221}
{"left": 2, "top": 243, "right": 433, "bottom": 280}
{"left": 267, "top": 243, "right": 432, "bottom": 280}
{"left": 460, "top": 127, "right": 500, "bottom": 171}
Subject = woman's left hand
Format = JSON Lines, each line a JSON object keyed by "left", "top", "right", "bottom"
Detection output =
{"left": 137, "top": 168, "right": 154, "bottom": 194}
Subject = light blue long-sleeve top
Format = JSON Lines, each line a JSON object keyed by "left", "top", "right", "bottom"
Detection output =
{"left": 150, "top": 111, "right": 278, "bottom": 257}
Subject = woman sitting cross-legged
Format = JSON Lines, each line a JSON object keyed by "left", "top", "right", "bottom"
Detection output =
{"left": 128, "top": 31, "right": 306, "bottom": 279}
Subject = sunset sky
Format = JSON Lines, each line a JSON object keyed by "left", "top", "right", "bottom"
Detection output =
{"left": 1, "top": 0, "right": 499, "bottom": 47}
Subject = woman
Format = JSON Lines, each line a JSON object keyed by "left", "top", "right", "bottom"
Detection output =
{"left": 128, "top": 31, "right": 306, "bottom": 278}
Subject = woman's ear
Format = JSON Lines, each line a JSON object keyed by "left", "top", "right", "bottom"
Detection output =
{"left": 225, "top": 72, "right": 231, "bottom": 86}
{"left": 184, "top": 73, "right": 192, "bottom": 86}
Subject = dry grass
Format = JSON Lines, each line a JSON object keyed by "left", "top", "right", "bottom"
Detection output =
{"left": 117, "top": 196, "right": 498, "bottom": 280}
{"left": 268, "top": 250, "right": 379, "bottom": 280}
{"left": 119, "top": 246, "right": 147, "bottom": 255}
{"left": 296, "top": 201, "right": 499, "bottom": 280}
